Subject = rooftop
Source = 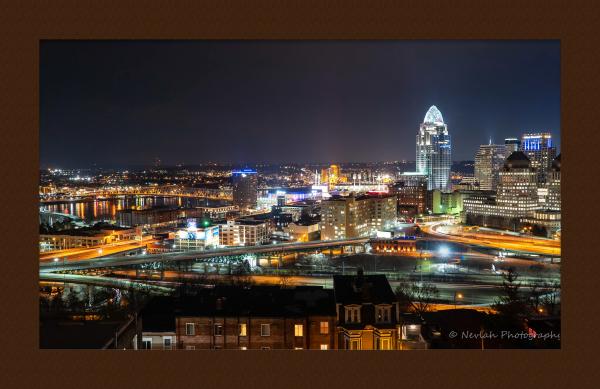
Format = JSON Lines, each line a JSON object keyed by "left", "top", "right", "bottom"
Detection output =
{"left": 333, "top": 273, "right": 396, "bottom": 305}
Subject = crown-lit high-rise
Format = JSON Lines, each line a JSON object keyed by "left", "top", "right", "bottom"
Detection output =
{"left": 416, "top": 105, "right": 452, "bottom": 190}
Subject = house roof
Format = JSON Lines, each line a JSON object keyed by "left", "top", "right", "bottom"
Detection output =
{"left": 333, "top": 274, "right": 396, "bottom": 305}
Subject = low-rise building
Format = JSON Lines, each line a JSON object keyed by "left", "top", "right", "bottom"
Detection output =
{"left": 333, "top": 271, "right": 428, "bottom": 350}
{"left": 370, "top": 237, "right": 417, "bottom": 254}
{"left": 284, "top": 220, "right": 321, "bottom": 242}
{"left": 219, "top": 219, "right": 270, "bottom": 246}
{"left": 173, "top": 224, "right": 220, "bottom": 252}
{"left": 138, "top": 296, "right": 177, "bottom": 350}
{"left": 171, "top": 286, "right": 336, "bottom": 350}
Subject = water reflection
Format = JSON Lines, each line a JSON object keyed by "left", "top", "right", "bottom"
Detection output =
{"left": 40, "top": 195, "right": 227, "bottom": 223}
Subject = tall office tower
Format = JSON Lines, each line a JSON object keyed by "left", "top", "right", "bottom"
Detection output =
{"left": 463, "top": 151, "right": 539, "bottom": 230}
{"left": 519, "top": 132, "right": 557, "bottom": 183}
{"left": 320, "top": 194, "right": 396, "bottom": 240}
{"left": 231, "top": 169, "right": 258, "bottom": 211}
{"left": 504, "top": 138, "right": 520, "bottom": 155}
{"left": 546, "top": 154, "right": 561, "bottom": 211}
{"left": 474, "top": 143, "right": 506, "bottom": 191}
{"left": 416, "top": 105, "right": 452, "bottom": 190}
{"left": 496, "top": 152, "right": 540, "bottom": 214}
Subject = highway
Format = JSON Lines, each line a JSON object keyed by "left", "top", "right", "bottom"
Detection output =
{"left": 421, "top": 222, "right": 561, "bottom": 256}
{"left": 40, "top": 236, "right": 156, "bottom": 262}
{"left": 39, "top": 272, "right": 174, "bottom": 294}
{"left": 39, "top": 237, "right": 370, "bottom": 273}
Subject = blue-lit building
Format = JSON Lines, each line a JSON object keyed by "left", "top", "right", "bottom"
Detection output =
{"left": 519, "top": 132, "right": 557, "bottom": 183}
{"left": 231, "top": 169, "right": 258, "bottom": 211}
{"left": 416, "top": 106, "right": 452, "bottom": 191}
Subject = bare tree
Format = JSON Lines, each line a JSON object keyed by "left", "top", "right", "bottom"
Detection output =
{"left": 540, "top": 280, "right": 561, "bottom": 316}
{"left": 395, "top": 278, "right": 440, "bottom": 317}
{"left": 492, "top": 268, "right": 530, "bottom": 321}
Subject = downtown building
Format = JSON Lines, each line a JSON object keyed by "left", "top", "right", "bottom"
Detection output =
{"left": 474, "top": 143, "right": 506, "bottom": 191}
{"left": 219, "top": 219, "right": 270, "bottom": 246}
{"left": 521, "top": 154, "right": 561, "bottom": 237}
{"left": 173, "top": 224, "right": 220, "bottom": 252}
{"left": 519, "top": 132, "right": 557, "bottom": 183}
{"left": 504, "top": 137, "right": 521, "bottom": 155}
{"left": 416, "top": 105, "right": 452, "bottom": 191}
{"left": 231, "top": 169, "right": 258, "bottom": 211}
{"left": 463, "top": 151, "right": 540, "bottom": 230}
{"left": 391, "top": 173, "right": 428, "bottom": 217}
{"left": 320, "top": 193, "right": 397, "bottom": 240}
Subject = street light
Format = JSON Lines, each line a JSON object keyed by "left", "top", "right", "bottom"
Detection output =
{"left": 454, "top": 292, "right": 463, "bottom": 309}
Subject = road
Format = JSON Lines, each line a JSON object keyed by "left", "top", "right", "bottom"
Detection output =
{"left": 39, "top": 237, "right": 370, "bottom": 272}
{"left": 421, "top": 222, "right": 561, "bottom": 256}
{"left": 106, "top": 270, "right": 551, "bottom": 306}
{"left": 39, "top": 236, "right": 156, "bottom": 262}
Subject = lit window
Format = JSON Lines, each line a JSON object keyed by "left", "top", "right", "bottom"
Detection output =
{"left": 320, "top": 344, "right": 329, "bottom": 350}
{"left": 319, "top": 321, "right": 329, "bottom": 334}
{"left": 239, "top": 323, "right": 247, "bottom": 337}
{"left": 294, "top": 324, "right": 303, "bottom": 337}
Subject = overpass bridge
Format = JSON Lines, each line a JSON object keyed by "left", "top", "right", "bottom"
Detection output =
{"left": 39, "top": 272, "right": 175, "bottom": 295}
{"left": 40, "top": 237, "right": 371, "bottom": 274}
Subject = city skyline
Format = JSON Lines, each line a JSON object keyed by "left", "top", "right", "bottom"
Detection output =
{"left": 41, "top": 40, "right": 560, "bottom": 168}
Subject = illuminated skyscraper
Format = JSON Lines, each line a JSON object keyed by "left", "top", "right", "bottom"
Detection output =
{"left": 504, "top": 138, "right": 520, "bottom": 155}
{"left": 416, "top": 105, "right": 451, "bottom": 190}
{"left": 231, "top": 169, "right": 258, "bottom": 211}
{"left": 519, "top": 132, "right": 557, "bottom": 183}
{"left": 474, "top": 143, "right": 506, "bottom": 191}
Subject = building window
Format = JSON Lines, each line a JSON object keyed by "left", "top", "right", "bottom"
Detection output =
{"left": 185, "top": 345, "right": 195, "bottom": 350}
{"left": 350, "top": 339, "right": 360, "bottom": 350}
{"left": 214, "top": 324, "right": 223, "bottom": 336}
{"left": 239, "top": 323, "right": 247, "bottom": 337}
{"left": 261, "top": 323, "right": 271, "bottom": 337}
{"left": 294, "top": 324, "right": 303, "bottom": 337}
{"left": 345, "top": 306, "right": 361, "bottom": 323}
{"left": 376, "top": 305, "right": 391, "bottom": 323}
{"left": 142, "top": 337, "right": 152, "bottom": 350}
{"left": 294, "top": 347, "right": 303, "bottom": 350}
{"left": 185, "top": 323, "right": 195, "bottom": 336}
{"left": 319, "top": 321, "right": 329, "bottom": 334}
{"left": 240, "top": 346, "right": 247, "bottom": 350}
{"left": 320, "top": 344, "right": 329, "bottom": 350}
{"left": 163, "top": 337, "right": 172, "bottom": 350}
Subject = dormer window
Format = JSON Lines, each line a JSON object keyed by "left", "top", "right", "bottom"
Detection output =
{"left": 345, "top": 306, "right": 361, "bottom": 323}
{"left": 376, "top": 305, "right": 391, "bottom": 323}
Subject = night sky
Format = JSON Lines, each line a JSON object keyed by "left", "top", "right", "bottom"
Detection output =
{"left": 40, "top": 40, "right": 560, "bottom": 168}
